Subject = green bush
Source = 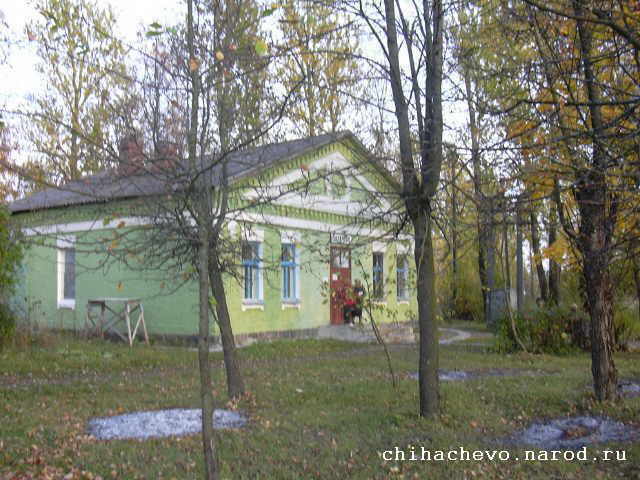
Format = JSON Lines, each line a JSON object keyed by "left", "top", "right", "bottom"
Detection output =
{"left": 493, "top": 304, "right": 584, "bottom": 354}
{"left": 614, "top": 305, "right": 640, "bottom": 350}
{"left": 451, "top": 291, "right": 484, "bottom": 323}
{"left": 0, "top": 206, "right": 23, "bottom": 348}
{"left": 0, "top": 302, "right": 16, "bottom": 349}
{"left": 495, "top": 302, "right": 639, "bottom": 354}
{"left": 0, "top": 206, "right": 23, "bottom": 295}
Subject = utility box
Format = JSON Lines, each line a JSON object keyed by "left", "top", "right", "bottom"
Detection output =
{"left": 487, "top": 288, "right": 516, "bottom": 329}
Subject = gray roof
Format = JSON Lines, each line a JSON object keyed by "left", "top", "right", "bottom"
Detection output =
{"left": 10, "top": 131, "right": 358, "bottom": 214}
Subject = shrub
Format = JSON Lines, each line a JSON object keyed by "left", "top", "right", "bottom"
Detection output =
{"left": 495, "top": 302, "right": 638, "bottom": 354}
{"left": 0, "top": 302, "right": 16, "bottom": 350}
{"left": 614, "top": 305, "right": 640, "bottom": 350}
{"left": 0, "top": 206, "right": 23, "bottom": 348}
{"left": 493, "top": 304, "right": 584, "bottom": 354}
{"left": 0, "top": 206, "right": 23, "bottom": 295}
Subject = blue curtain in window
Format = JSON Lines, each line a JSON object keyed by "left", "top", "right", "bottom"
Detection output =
{"left": 373, "top": 252, "right": 384, "bottom": 299}
{"left": 242, "top": 242, "right": 260, "bottom": 300}
{"left": 281, "top": 244, "right": 296, "bottom": 301}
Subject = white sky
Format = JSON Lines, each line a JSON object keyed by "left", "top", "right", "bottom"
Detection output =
{"left": 0, "top": 0, "right": 179, "bottom": 105}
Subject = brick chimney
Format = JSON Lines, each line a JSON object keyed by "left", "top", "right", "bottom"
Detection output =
{"left": 117, "top": 134, "right": 144, "bottom": 175}
{"left": 151, "top": 140, "right": 180, "bottom": 173}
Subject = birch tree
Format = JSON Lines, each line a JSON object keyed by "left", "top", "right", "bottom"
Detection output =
{"left": 26, "top": 0, "right": 129, "bottom": 183}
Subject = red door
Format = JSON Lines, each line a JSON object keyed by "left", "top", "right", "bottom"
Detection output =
{"left": 330, "top": 247, "right": 352, "bottom": 325}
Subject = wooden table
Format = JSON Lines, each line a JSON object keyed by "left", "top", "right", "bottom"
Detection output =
{"left": 86, "top": 298, "right": 149, "bottom": 346}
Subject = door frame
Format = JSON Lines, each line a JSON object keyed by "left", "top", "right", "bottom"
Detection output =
{"left": 329, "top": 246, "right": 352, "bottom": 325}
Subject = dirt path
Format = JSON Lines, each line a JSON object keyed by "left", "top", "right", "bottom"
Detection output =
{"left": 439, "top": 327, "right": 472, "bottom": 345}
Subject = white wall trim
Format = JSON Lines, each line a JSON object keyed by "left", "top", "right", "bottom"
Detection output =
{"left": 56, "top": 235, "right": 76, "bottom": 310}
{"left": 258, "top": 242, "right": 264, "bottom": 301}
{"left": 281, "top": 302, "right": 301, "bottom": 310}
{"left": 56, "top": 234, "right": 75, "bottom": 249}
{"left": 243, "top": 151, "right": 393, "bottom": 219}
{"left": 241, "top": 302, "right": 264, "bottom": 312}
{"left": 396, "top": 242, "right": 410, "bottom": 255}
{"left": 229, "top": 211, "right": 411, "bottom": 241}
{"left": 372, "top": 241, "right": 387, "bottom": 253}
{"left": 242, "top": 226, "right": 264, "bottom": 243}
{"left": 280, "top": 230, "right": 301, "bottom": 244}
{"left": 24, "top": 217, "right": 149, "bottom": 236}
{"left": 23, "top": 210, "right": 410, "bottom": 244}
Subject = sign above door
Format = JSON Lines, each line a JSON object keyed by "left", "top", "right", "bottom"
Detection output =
{"left": 330, "top": 232, "right": 352, "bottom": 245}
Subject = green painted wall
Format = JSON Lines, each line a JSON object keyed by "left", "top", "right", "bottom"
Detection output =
{"left": 19, "top": 225, "right": 416, "bottom": 336}
{"left": 13, "top": 139, "right": 417, "bottom": 337}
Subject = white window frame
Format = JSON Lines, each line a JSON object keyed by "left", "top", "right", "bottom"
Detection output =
{"left": 396, "top": 254, "right": 410, "bottom": 302}
{"left": 241, "top": 238, "right": 264, "bottom": 308}
{"left": 280, "top": 233, "right": 301, "bottom": 306}
{"left": 372, "top": 241, "right": 387, "bottom": 253}
{"left": 372, "top": 250, "right": 385, "bottom": 301}
{"left": 57, "top": 235, "right": 76, "bottom": 310}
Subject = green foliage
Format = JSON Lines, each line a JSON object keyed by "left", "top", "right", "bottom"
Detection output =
{"left": 277, "top": 0, "right": 361, "bottom": 136}
{"left": 496, "top": 300, "right": 639, "bottom": 355}
{"left": 0, "top": 302, "right": 16, "bottom": 350}
{"left": 493, "top": 304, "right": 585, "bottom": 354}
{"left": 0, "top": 207, "right": 23, "bottom": 295}
{"left": 614, "top": 304, "right": 640, "bottom": 349}
{"left": 27, "top": 0, "right": 130, "bottom": 184}
{"left": 0, "top": 206, "right": 24, "bottom": 348}
{"left": 449, "top": 284, "right": 484, "bottom": 323}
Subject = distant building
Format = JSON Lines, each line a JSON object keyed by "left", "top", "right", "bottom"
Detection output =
{"left": 10, "top": 132, "right": 416, "bottom": 341}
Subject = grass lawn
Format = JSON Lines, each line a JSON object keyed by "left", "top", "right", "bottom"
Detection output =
{"left": 1, "top": 334, "right": 639, "bottom": 479}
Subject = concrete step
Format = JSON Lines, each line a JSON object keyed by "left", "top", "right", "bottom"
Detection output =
{"left": 317, "top": 323, "right": 415, "bottom": 344}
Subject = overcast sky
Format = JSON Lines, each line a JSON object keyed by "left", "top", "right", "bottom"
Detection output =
{"left": 1, "top": 0, "right": 179, "bottom": 106}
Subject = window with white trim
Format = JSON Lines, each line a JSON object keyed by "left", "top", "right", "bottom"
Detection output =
{"left": 397, "top": 254, "right": 409, "bottom": 301}
{"left": 281, "top": 243, "right": 298, "bottom": 302}
{"left": 372, "top": 252, "right": 384, "bottom": 300}
{"left": 57, "top": 236, "right": 76, "bottom": 309}
{"left": 242, "top": 241, "right": 262, "bottom": 301}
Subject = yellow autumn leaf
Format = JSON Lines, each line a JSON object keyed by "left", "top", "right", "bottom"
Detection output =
{"left": 542, "top": 237, "right": 569, "bottom": 264}
{"left": 189, "top": 57, "right": 200, "bottom": 72}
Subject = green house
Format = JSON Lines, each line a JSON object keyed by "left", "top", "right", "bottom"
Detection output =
{"left": 10, "top": 132, "right": 417, "bottom": 341}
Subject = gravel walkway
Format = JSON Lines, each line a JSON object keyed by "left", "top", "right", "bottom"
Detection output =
{"left": 88, "top": 408, "right": 246, "bottom": 440}
{"left": 439, "top": 328, "right": 472, "bottom": 345}
{"left": 509, "top": 416, "right": 640, "bottom": 449}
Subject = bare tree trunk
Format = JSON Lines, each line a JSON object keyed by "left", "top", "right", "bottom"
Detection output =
{"left": 462, "top": 66, "right": 489, "bottom": 320}
{"left": 548, "top": 181, "right": 561, "bottom": 305}
{"left": 211, "top": 40, "right": 245, "bottom": 401}
{"left": 529, "top": 210, "right": 548, "bottom": 303}
{"left": 450, "top": 153, "right": 459, "bottom": 315}
{"left": 414, "top": 210, "right": 439, "bottom": 417}
{"left": 516, "top": 202, "right": 524, "bottom": 314}
{"left": 187, "top": 0, "right": 219, "bottom": 476}
{"left": 478, "top": 204, "right": 489, "bottom": 319}
{"left": 583, "top": 251, "right": 618, "bottom": 400}
{"left": 574, "top": 0, "right": 618, "bottom": 401}
{"left": 380, "top": 0, "right": 443, "bottom": 417}
{"left": 451, "top": 212, "right": 458, "bottom": 315}
{"left": 633, "top": 257, "right": 640, "bottom": 323}
{"left": 529, "top": 248, "right": 536, "bottom": 302}
{"left": 209, "top": 256, "right": 245, "bottom": 399}
{"left": 197, "top": 234, "right": 218, "bottom": 479}
{"left": 502, "top": 199, "right": 511, "bottom": 293}
{"left": 485, "top": 198, "right": 496, "bottom": 326}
